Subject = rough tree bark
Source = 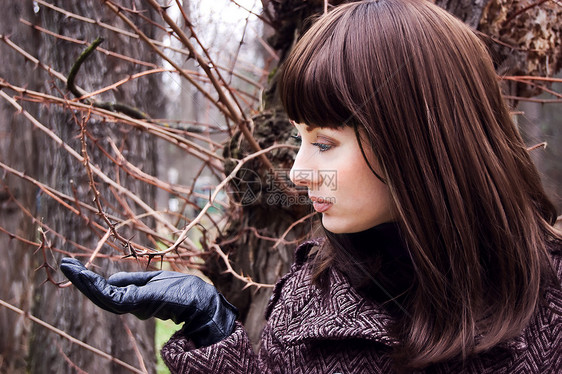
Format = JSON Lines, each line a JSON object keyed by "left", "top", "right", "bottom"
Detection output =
{"left": 0, "top": 1, "right": 165, "bottom": 373}
{"left": 435, "top": 0, "right": 491, "bottom": 28}
{"left": 0, "top": 3, "right": 40, "bottom": 372}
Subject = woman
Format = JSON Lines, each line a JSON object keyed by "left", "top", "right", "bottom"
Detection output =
{"left": 61, "top": 0, "right": 562, "bottom": 372}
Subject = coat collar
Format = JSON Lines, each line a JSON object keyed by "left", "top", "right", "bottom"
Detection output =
{"left": 270, "top": 238, "right": 546, "bottom": 354}
{"left": 271, "top": 239, "right": 397, "bottom": 347}
{"left": 282, "top": 264, "right": 398, "bottom": 347}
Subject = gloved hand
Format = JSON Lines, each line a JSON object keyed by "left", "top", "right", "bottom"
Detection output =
{"left": 60, "top": 258, "right": 238, "bottom": 347}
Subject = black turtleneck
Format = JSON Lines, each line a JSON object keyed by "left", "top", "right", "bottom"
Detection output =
{"left": 330, "top": 222, "right": 415, "bottom": 307}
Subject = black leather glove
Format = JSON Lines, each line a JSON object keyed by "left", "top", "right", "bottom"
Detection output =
{"left": 60, "top": 258, "right": 238, "bottom": 347}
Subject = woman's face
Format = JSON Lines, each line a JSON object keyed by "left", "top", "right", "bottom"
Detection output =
{"left": 290, "top": 122, "right": 395, "bottom": 233}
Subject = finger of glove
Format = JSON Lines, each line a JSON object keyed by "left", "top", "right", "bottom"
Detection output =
{"left": 107, "top": 271, "right": 163, "bottom": 287}
{"left": 60, "top": 259, "right": 129, "bottom": 314}
{"left": 60, "top": 257, "right": 88, "bottom": 276}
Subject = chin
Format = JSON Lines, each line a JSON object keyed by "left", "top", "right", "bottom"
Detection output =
{"left": 322, "top": 215, "right": 392, "bottom": 234}
{"left": 321, "top": 216, "right": 362, "bottom": 234}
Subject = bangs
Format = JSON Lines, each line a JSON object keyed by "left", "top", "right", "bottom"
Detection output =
{"left": 279, "top": 6, "right": 359, "bottom": 129}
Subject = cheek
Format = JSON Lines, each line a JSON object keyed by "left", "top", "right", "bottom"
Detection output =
{"left": 338, "top": 160, "right": 382, "bottom": 197}
{"left": 338, "top": 163, "right": 394, "bottom": 215}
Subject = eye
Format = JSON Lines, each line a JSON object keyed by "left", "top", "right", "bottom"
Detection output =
{"left": 290, "top": 130, "right": 333, "bottom": 152}
{"left": 311, "top": 142, "right": 332, "bottom": 152}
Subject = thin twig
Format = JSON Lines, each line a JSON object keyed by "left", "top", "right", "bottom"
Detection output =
{"left": 272, "top": 211, "right": 317, "bottom": 249}
{"left": 36, "top": 228, "right": 60, "bottom": 286}
{"left": 76, "top": 68, "right": 168, "bottom": 102}
{"left": 212, "top": 244, "right": 274, "bottom": 289}
{"left": 16, "top": 82, "right": 223, "bottom": 162}
{"left": 0, "top": 34, "right": 79, "bottom": 89}
{"left": 142, "top": 0, "right": 283, "bottom": 178}
{"left": 0, "top": 298, "right": 146, "bottom": 374}
{"left": 106, "top": 138, "right": 227, "bottom": 208}
{"left": 0, "top": 165, "right": 170, "bottom": 256}
{"left": 20, "top": 17, "right": 157, "bottom": 68}
{"left": 77, "top": 109, "right": 129, "bottom": 248}
{"left": 501, "top": 75, "right": 562, "bottom": 83}
{"left": 227, "top": 7, "right": 252, "bottom": 85}
{"left": 527, "top": 142, "right": 547, "bottom": 152}
{"left": 85, "top": 229, "right": 112, "bottom": 269}
{"left": 20, "top": 13, "right": 264, "bottom": 91}
{"left": 0, "top": 90, "right": 184, "bottom": 238}
{"left": 502, "top": 0, "right": 551, "bottom": 26}
{"left": 144, "top": 0, "right": 246, "bottom": 123}
{"left": 162, "top": 143, "right": 294, "bottom": 256}
{"left": 229, "top": 0, "right": 274, "bottom": 27}
{"left": 1, "top": 79, "right": 223, "bottom": 163}
{"left": 121, "top": 318, "right": 149, "bottom": 374}
{"left": 56, "top": 342, "right": 89, "bottom": 374}
{"left": 102, "top": 0, "right": 231, "bottom": 118}
{"left": 503, "top": 95, "right": 562, "bottom": 103}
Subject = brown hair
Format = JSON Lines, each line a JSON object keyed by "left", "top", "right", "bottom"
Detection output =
{"left": 279, "top": 0, "right": 560, "bottom": 369}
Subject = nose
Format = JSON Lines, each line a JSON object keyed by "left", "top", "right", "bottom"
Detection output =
{"left": 289, "top": 149, "right": 317, "bottom": 188}
{"left": 289, "top": 166, "right": 313, "bottom": 188}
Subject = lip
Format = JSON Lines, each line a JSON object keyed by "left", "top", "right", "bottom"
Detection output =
{"left": 309, "top": 195, "right": 333, "bottom": 213}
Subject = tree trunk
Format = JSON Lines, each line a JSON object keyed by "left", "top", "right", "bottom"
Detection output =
{"left": 0, "top": 3, "right": 40, "bottom": 371}
{"left": 0, "top": 1, "right": 165, "bottom": 372}
{"left": 435, "top": 0, "right": 490, "bottom": 28}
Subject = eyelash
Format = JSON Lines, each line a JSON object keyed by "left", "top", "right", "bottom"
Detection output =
{"left": 311, "top": 142, "right": 332, "bottom": 152}
{"left": 290, "top": 134, "right": 332, "bottom": 152}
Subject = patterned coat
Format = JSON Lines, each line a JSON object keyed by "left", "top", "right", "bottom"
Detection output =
{"left": 161, "top": 240, "right": 562, "bottom": 374}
